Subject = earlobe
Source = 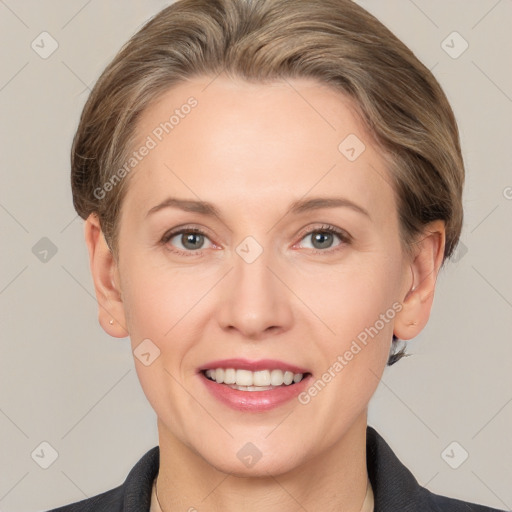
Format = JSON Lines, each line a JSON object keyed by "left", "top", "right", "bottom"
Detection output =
{"left": 394, "top": 220, "right": 446, "bottom": 341}
{"left": 84, "top": 214, "right": 129, "bottom": 338}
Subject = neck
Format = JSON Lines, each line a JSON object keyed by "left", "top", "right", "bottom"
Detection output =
{"left": 155, "top": 413, "right": 370, "bottom": 512}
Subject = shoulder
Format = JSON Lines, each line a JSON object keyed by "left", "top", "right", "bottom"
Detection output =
{"left": 366, "top": 426, "right": 505, "bottom": 512}
{"left": 44, "top": 446, "right": 159, "bottom": 512}
{"left": 45, "top": 486, "right": 124, "bottom": 512}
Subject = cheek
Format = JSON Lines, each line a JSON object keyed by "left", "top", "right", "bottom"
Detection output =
{"left": 305, "top": 261, "right": 402, "bottom": 407}
{"left": 119, "top": 257, "right": 219, "bottom": 377}
{"left": 306, "top": 263, "right": 404, "bottom": 405}
{"left": 308, "top": 255, "right": 403, "bottom": 336}
{"left": 119, "top": 264, "right": 203, "bottom": 424}
{"left": 122, "top": 268, "right": 192, "bottom": 341}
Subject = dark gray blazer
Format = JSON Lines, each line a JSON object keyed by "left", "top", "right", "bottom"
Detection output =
{"left": 46, "top": 426, "right": 505, "bottom": 511}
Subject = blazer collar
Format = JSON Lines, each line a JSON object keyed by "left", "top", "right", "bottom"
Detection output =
{"left": 366, "top": 425, "right": 430, "bottom": 511}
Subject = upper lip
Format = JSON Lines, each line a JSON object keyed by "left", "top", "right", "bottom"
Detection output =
{"left": 199, "top": 358, "right": 310, "bottom": 374}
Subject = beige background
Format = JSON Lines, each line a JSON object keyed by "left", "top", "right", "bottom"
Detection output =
{"left": 0, "top": 1, "right": 511, "bottom": 510}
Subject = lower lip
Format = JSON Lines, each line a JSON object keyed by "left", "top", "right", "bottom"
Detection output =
{"left": 200, "top": 372, "right": 311, "bottom": 412}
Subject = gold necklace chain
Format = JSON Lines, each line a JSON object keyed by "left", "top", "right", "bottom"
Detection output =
{"left": 154, "top": 475, "right": 164, "bottom": 511}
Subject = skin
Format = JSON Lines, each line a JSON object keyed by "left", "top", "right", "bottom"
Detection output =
{"left": 85, "top": 76, "right": 445, "bottom": 512}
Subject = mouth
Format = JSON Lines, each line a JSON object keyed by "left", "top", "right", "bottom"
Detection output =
{"left": 198, "top": 359, "right": 312, "bottom": 411}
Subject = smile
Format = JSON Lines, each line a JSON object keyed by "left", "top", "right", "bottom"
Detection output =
{"left": 199, "top": 358, "right": 312, "bottom": 411}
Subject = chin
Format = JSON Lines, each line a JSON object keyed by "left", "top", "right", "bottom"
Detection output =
{"left": 213, "top": 430, "right": 309, "bottom": 474}
{"left": 203, "top": 449, "right": 303, "bottom": 479}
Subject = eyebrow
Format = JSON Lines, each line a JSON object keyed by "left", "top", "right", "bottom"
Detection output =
{"left": 146, "top": 196, "right": 370, "bottom": 220}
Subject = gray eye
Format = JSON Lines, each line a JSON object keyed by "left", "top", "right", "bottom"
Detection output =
{"left": 169, "top": 231, "right": 211, "bottom": 251}
{"left": 301, "top": 230, "right": 342, "bottom": 250}
{"left": 311, "top": 232, "right": 335, "bottom": 249}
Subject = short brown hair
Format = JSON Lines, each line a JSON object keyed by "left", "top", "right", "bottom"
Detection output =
{"left": 71, "top": 0, "right": 465, "bottom": 364}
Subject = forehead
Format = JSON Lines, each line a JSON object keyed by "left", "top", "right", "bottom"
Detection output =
{"left": 123, "top": 76, "right": 396, "bottom": 221}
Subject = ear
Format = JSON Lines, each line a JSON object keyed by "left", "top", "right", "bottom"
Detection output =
{"left": 394, "top": 220, "right": 446, "bottom": 341}
{"left": 84, "top": 213, "right": 129, "bottom": 338}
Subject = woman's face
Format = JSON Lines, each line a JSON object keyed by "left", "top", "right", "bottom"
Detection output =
{"left": 112, "top": 76, "right": 414, "bottom": 475}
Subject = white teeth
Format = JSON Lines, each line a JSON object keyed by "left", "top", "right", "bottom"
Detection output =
{"left": 253, "top": 370, "right": 270, "bottom": 386}
{"left": 283, "top": 371, "right": 294, "bottom": 385}
{"left": 224, "top": 368, "right": 236, "bottom": 384}
{"left": 236, "top": 369, "right": 253, "bottom": 386}
{"left": 205, "top": 368, "right": 305, "bottom": 387}
{"left": 270, "top": 369, "right": 283, "bottom": 386}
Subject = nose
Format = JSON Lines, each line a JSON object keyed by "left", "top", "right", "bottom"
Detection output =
{"left": 216, "top": 243, "right": 294, "bottom": 340}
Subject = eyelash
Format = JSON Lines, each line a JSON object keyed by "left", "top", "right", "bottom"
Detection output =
{"left": 160, "top": 224, "right": 352, "bottom": 258}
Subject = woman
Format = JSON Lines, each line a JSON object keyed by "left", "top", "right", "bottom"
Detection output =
{"left": 48, "top": 0, "right": 505, "bottom": 510}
